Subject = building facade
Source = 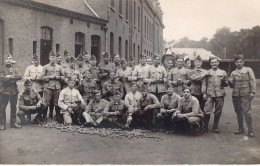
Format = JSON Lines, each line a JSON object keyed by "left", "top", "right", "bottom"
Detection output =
{"left": 0, "top": 0, "right": 164, "bottom": 73}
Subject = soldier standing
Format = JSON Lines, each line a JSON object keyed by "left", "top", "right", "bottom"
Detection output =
{"left": 113, "top": 53, "right": 122, "bottom": 71}
{"left": 89, "top": 55, "right": 100, "bottom": 90}
{"left": 81, "top": 70, "right": 97, "bottom": 104}
{"left": 63, "top": 57, "right": 81, "bottom": 90}
{"left": 17, "top": 80, "right": 47, "bottom": 125}
{"left": 201, "top": 57, "right": 229, "bottom": 133}
{"left": 98, "top": 52, "right": 116, "bottom": 87}
{"left": 56, "top": 52, "right": 63, "bottom": 66}
{"left": 62, "top": 50, "right": 72, "bottom": 69}
{"left": 39, "top": 51, "right": 64, "bottom": 123}
{"left": 144, "top": 54, "right": 167, "bottom": 100}
{"left": 83, "top": 51, "right": 91, "bottom": 70}
{"left": 76, "top": 54, "right": 86, "bottom": 78}
{"left": 189, "top": 55, "right": 207, "bottom": 110}
{"left": 166, "top": 59, "right": 174, "bottom": 73}
{"left": 168, "top": 56, "right": 190, "bottom": 96}
{"left": 229, "top": 55, "right": 256, "bottom": 138}
{"left": 0, "top": 53, "right": 22, "bottom": 130}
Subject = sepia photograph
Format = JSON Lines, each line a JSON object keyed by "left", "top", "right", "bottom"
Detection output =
{"left": 0, "top": 0, "right": 260, "bottom": 164}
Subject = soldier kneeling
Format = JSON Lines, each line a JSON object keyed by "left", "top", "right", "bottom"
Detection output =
{"left": 17, "top": 80, "right": 47, "bottom": 125}
{"left": 58, "top": 78, "right": 86, "bottom": 126}
{"left": 172, "top": 88, "right": 204, "bottom": 134}
{"left": 102, "top": 90, "right": 132, "bottom": 129}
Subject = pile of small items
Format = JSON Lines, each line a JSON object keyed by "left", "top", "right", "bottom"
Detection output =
{"left": 35, "top": 121, "right": 163, "bottom": 140}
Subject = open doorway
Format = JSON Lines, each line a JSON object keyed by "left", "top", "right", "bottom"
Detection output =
{"left": 40, "top": 26, "right": 52, "bottom": 66}
{"left": 0, "top": 19, "right": 4, "bottom": 65}
{"left": 91, "top": 35, "right": 101, "bottom": 63}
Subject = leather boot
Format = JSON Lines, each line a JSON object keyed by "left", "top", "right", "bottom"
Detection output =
{"left": 0, "top": 124, "right": 6, "bottom": 130}
{"left": 202, "top": 114, "right": 210, "bottom": 133}
{"left": 245, "top": 114, "right": 255, "bottom": 138}
{"left": 234, "top": 112, "right": 245, "bottom": 135}
{"left": 11, "top": 122, "right": 22, "bottom": 129}
{"left": 18, "top": 114, "right": 29, "bottom": 125}
{"left": 212, "top": 113, "right": 221, "bottom": 133}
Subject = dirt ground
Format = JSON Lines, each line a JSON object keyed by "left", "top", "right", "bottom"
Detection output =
{"left": 1, "top": 82, "right": 260, "bottom": 164}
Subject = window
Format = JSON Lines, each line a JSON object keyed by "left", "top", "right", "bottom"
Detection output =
{"left": 33, "top": 41, "right": 37, "bottom": 54}
{"left": 119, "top": 0, "right": 122, "bottom": 14}
{"left": 133, "top": 43, "right": 135, "bottom": 61}
{"left": 126, "top": 0, "right": 129, "bottom": 19}
{"left": 125, "top": 40, "right": 128, "bottom": 60}
{"left": 8, "top": 38, "right": 13, "bottom": 55}
{"left": 75, "top": 32, "right": 85, "bottom": 57}
{"left": 111, "top": 0, "right": 114, "bottom": 7}
{"left": 110, "top": 32, "right": 114, "bottom": 56}
{"left": 137, "top": 45, "right": 140, "bottom": 63}
{"left": 41, "top": 27, "right": 52, "bottom": 40}
{"left": 70, "top": 18, "right": 73, "bottom": 24}
{"left": 138, "top": 7, "right": 141, "bottom": 29}
{"left": 134, "top": 1, "right": 136, "bottom": 26}
{"left": 119, "top": 37, "right": 122, "bottom": 57}
{"left": 56, "top": 44, "right": 60, "bottom": 52}
{"left": 145, "top": 16, "right": 146, "bottom": 36}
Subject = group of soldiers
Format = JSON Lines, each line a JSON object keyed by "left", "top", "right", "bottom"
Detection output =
{"left": 0, "top": 50, "right": 256, "bottom": 138}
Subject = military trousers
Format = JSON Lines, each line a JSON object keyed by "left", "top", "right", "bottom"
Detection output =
{"left": 172, "top": 116, "right": 202, "bottom": 133}
{"left": 193, "top": 94, "right": 205, "bottom": 111}
{"left": 132, "top": 109, "right": 158, "bottom": 129}
{"left": 204, "top": 96, "right": 224, "bottom": 115}
{"left": 0, "top": 93, "right": 18, "bottom": 125}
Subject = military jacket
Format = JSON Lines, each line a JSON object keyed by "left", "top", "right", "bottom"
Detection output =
{"left": 160, "top": 93, "right": 181, "bottom": 111}
{"left": 98, "top": 62, "right": 116, "bottom": 84}
{"left": 58, "top": 87, "right": 84, "bottom": 110}
{"left": 132, "top": 64, "right": 149, "bottom": 81}
{"left": 23, "top": 65, "right": 44, "bottom": 92}
{"left": 81, "top": 79, "right": 97, "bottom": 98}
{"left": 145, "top": 65, "right": 167, "bottom": 93}
{"left": 61, "top": 61, "right": 70, "bottom": 70}
{"left": 124, "top": 91, "right": 142, "bottom": 108}
{"left": 63, "top": 67, "right": 81, "bottom": 85}
{"left": 229, "top": 67, "right": 256, "bottom": 97}
{"left": 0, "top": 65, "right": 22, "bottom": 95}
{"left": 102, "top": 79, "right": 124, "bottom": 100}
{"left": 189, "top": 68, "right": 207, "bottom": 96}
{"left": 89, "top": 66, "right": 100, "bottom": 80}
{"left": 18, "top": 89, "right": 41, "bottom": 110}
{"left": 177, "top": 96, "right": 202, "bottom": 118}
{"left": 137, "top": 93, "right": 161, "bottom": 110}
{"left": 116, "top": 66, "right": 133, "bottom": 93}
{"left": 168, "top": 67, "right": 190, "bottom": 96}
{"left": 202, "top": 68, "right": 228, "bottom": 97}
{"left": 85, "top": 99, "right": 108, "bottom": 113}
{"left": 103, "top": 100, "right": 129, "bottom": 115}
{"left": 39, "top": 63, "right": 64, "bottom": 90}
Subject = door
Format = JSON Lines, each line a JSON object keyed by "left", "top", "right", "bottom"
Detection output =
{"left": 91, "top": 35, "right": 101, "bottom": 63}
{"left": 40, "top": 39, "right": 52, "bottom": 66}
{"left": 0, "top": 19, "right": 3, "bottom": 65}
{"left": 75, "top": 44, "right": 82, "bottom": 58}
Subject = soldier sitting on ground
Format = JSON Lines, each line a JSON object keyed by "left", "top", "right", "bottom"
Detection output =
{"left": 157, "top": 86, "right": 181, "bottom": 131}
{"left": 82, "top": 90, "right": 108, "bottom": 127}
{"left": 58, "top": 78, "right": 86, "bottom": 126}
{"left": 102, "top": 90, "right": 133, "bottom": 129}
{"left": 17, "top": 80, "right": 47, "bottom": 125}
{"left": 172, "top": 88, "right": 204, "bottom": 134}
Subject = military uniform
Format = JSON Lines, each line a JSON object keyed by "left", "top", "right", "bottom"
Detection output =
{"left": 0, "top": 65, "right": 22, "bottom": 128}
{"left": 63, "top": 67, "right": 81, "bottom": 89}
{"left": 116, "top": 66, "right": 133, "bottom": 94}
{"left": 131, "top": 64, "right": 149, "bottom": 88}
{"left": 202, "top": 68, "right": 228, "bottom": 132}
{"left": 172, "top": 96, "right": 204, "bottom": 133}
{"left": 229, "top": 66, "right": 256, "bottom": 136}
{"left": 81, "top": 78, "right": 97, "bottom": 104}
{"left": 157, "top": 93, "right": 181, "bottom": 129}
{"left": 189, "top": 68, "right": 207, "bottom": 109}
{"left": 98, "top": 62, "right": 116, "bottom": 87}
{"left": 144, "top": 64, "right": 167, "bottom": 100}
{"left": 102, "top": 79, "right": 124, "bottom": 101}
{"left": 124, "top": 91, "right": 142, "bottom": 112}
{"left": 168, "top": 67, "right": 190, "bottom": 96}
{"left": 58, "top": 87, "right": 86, "bottom": 125}
{"left": 83, "top": 98, "right": 108, "bottom": 125}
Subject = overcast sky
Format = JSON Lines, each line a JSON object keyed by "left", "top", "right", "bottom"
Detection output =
{"left": 160, "top": 0, "right": 260, "bottom": 42}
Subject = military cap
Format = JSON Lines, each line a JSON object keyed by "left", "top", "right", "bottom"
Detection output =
{"left": 140, "top": 83, "right": 148, "bottom": 91}
{"left": 83, "top": 50, "right": 89, "bottom": 55}
{"left": 153, "top": 54, "right": 160, "bottom": 59}
{"left": 113, "top": 90, "right": 121, "bottom": 96}
{"left": 70, "top": 56, "right": 76, "bottom": 63}
{"left": 234, "top": 55, "right": 244, "bottom": 62}
{"left": 140, "top": 53, "right": 147, "bottom": 59}
{"left": 77, "top": 54, "right": 84, "bottom": 61}
{"left": 32, "top": 54, "right": 39, "bottom": 61}
{"left": 24, "top": 79, "right": 33, "bottom": 86}
{"left": 121, "top": 58, "right": 127, "bottom": 64}
{"left": 184, "top": 57, "right": 190, "bottom": 62}
{"left": 94, "top": 90, "right": 101, "bottom": 95}
{"left": 64, "top": 50, "right": 70, "bottom": 56}
{"left": 194, "top": 55, "right": 202, "bottom": 61}
{"left": 102, "top": 52, "right": 110, "bottom": 58}
{"left": 49, "top": 50, "right": 56, "bottom": 57}
{"left": 129, "top": 56, "right": 134, "bottom": 61}
{"left": 176, "top": 55, "right": 184, "bottom": 60}
{"left": 90, "top": 55, "right": 96, "bottom": 61}
{"left": 209, "top": 56, "right": 219, "bottom": 62}
{"left": 130, "top": 81, "right": 137, "bottom": 87}
{"left": 56, "top": 52, "right": 61, "bottom": 57}
{"left": 5, "top": 53, "right": 12, "bottom": 59}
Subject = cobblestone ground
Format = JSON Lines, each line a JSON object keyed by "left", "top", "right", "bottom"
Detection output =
{"left": 0, "top": 81, "right": 260, "bottom": 164}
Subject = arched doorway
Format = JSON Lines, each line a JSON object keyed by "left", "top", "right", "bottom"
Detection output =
{"left": 91, "top": 35, "right": 101, "bottom": 63}
{"left": 0, "top": 19, "right": 4, "bottom": 65}
{"left": 75, "top": 32, "right": 85, "bottom": 57}
{"left": 40, "top": 26, "right": 53, "bottom": 66}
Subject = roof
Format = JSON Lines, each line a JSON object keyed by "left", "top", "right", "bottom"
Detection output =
{"left": 85, "top": 0, "right": 109, "bottom": 20}
{"left": 33, "top": 0, "right": 96, "bottom": 17}
{"left": 165, "top": 48, "right": 218, "bottom": 61}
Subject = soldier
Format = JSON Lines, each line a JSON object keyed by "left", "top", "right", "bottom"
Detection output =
{"left": 132, "top": 53, "right": 149, "bottom": 88}
{"left": 56, "top": 52, "right": 63, "bottom": 66}
{"left": 102, "top": 70, "right": 124, "bottom": 101}
{"left": 81, "top": 70, "right": 97, "bottom": 104}
{"left": 189, "top": 55, "right": 207, "bottom": 110}
{"left": 0, "top": 53, "right": 22, "bottom": 130}
{"left": 144, "top": 54, "right": 167, "bottom": 100}
{"left": 58, "top": 78, "right": 86, "bottom": 125}
{"left": 76, "top": 54, "right": 86, "bottom": 78}
{"left": 62, "top": 50, "right": 72, "bottom": 69}
{"left": 82, "top": 90, "right": 108, "bottom": 127}
{"left": 146, "top": 57, "right": 153, "bottom": 66}
{"left": 103, "top": 90, "right": 132, "bottom": 129}
{"left": 127, "top": 84, "right": 161, "bottom": 131}
{"left": 172, "top": 88, "right": 204, "bottom": 134}
{"left": 113, "top": 53, "right": 122, "bottom": 71}
{"left": 39, "top": 51, "right": 64, "bottom": 123}
{"left": 184, "top": 58, "right": 191, "bottom": 70}
{"left": 83, "top": 51, "right": 91, "bottom": 70}
{"left": 98, "top": 52, "right": 116, "bottom": 87}
{"left": 157, "top": 86, "right": 181, "bottom": 130}
{"left": 23, "top": 54, "right": 44, "bottom": 96}
{"left": 166, "top": 59, "right": 174, "bottom": 73}
{"left": 89, "top": 55, "right": 101, "bottom": 90}
{"left": 168, "top": 56, "right": 190, "bottom": 96}
{"left": 116, "top": 58, "right": 133, "bottom": 96}
{"left": 228, "top": 55, "right": 256, "bottom": 138}
{"left": 201, "top": 57, "right": 229, "bottom": 133}
{"left": 63, "top": 57, "right": 81, "bottom": 90}
{"left": 17, "top": 80, "right": 47, "bottom": 125}
{"left": 128, "top": 56, "right": 135, "bottom": 69}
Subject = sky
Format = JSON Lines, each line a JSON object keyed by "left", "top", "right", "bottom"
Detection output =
{"left": 159, "top": 0, "right": 260, "bottom": 42}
